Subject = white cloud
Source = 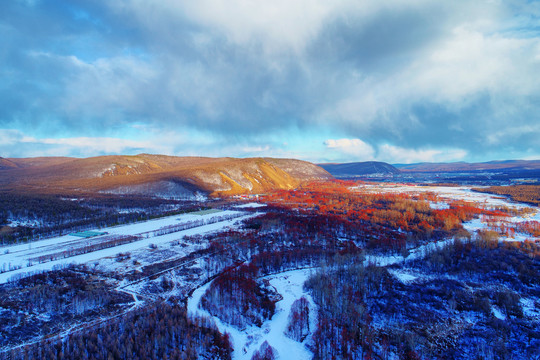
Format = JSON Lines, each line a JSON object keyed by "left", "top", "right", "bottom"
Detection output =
{"left": 3, "top": 1, "right": 540, "bottom": 161}
{"left": 377, "top": 144, "right": 467, "bottom": 164}
{"left": 323, "top": 137, "right": 467, "bottom": 163}
{"left": 241, "top": 145, "right": 271, "bottom": 153}
{"left": 0, "top": 129, "right": 174, "bottom": 158}
{"left": 485, "top": 124, "right": 540, "bottom": 145}
{"left": 318, "top": 5, "right": 540, "bottom": 145}
{"left": 116, "top": 0, "right": 459, "bottom": 55}
{"left": 0, "top": 129, "right": 26, "bottom": 146}
{"left": 119, "top": 0, "right": 354, "bottom": 54}
{"left": 324, "top": 138, "right": 375, "bottom": 160}
{"left": 175, "top": 0, "right": 335, "bottom": 53}
{"left": 411, "top": 26, "right": 539, "bottom": 104}
{"left": 59, "top": 54, "right": 158, "bottom": 117}
{"left": 37, "top": 137, "right": 158, "bottom": 156}
{"left": 1, "top": 128, "right": 300, "bottom": 160}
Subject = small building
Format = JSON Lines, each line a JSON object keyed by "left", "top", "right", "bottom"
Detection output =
{"left": 69, "top": 231, "right": 108, "bottom": 238}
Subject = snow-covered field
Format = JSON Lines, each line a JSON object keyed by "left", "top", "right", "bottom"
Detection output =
{"left": 188, "top": 269, "right": 316, "bottom": 360}
{"left": 361, "top": 184, "right": 537, "bottom": 212}
{"left": 0, "top": 208, "right": 260, "bottom": 284}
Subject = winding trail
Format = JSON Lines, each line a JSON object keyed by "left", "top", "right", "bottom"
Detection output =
{"left": 188, "top": 268, "right": 316, "bottom": 360}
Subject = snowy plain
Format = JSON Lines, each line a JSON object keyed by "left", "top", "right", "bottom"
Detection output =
{"left": 0, "top": 209, "right": 260, "bottom": 284}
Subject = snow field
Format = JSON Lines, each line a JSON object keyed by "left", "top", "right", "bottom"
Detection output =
{"left": 429, "top": 201, "right": 450, "bottom": 210}
{"left": 360, "top": 184, "right": 532, "bottom": 210}
{"left": 365, "top": 237, "right": 457, "bottom": 269}
{"left": 183, "top": 188, "right": 538, "bottom": 360}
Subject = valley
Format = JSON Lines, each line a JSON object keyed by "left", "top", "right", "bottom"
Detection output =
{"left": 1, "top": 176, "right": 539, "bottom": 359}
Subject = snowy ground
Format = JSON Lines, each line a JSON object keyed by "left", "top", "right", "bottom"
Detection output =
{"left": 188, "top": 269, "right": 316, "bottom": 360}
{"left": 0, "top": 209, "right": 260, "bottom": 284}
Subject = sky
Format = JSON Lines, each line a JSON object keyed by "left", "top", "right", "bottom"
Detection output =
{"left": 1, "top": 0, "right": 540, "bottom": 164}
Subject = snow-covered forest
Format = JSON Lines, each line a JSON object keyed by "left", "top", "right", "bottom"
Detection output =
{"left": 1, "top": 182, "right": 539, "bottom": 359}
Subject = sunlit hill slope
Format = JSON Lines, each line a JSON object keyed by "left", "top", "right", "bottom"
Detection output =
{"left": 0, "top": 154, "right": 332, "bottom": 197}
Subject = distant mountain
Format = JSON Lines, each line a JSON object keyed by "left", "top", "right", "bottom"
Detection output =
{"left": 2, "top": 156, "right": 74, "bottom": 169}
{"left": 0, "top": 154, "right": 332, "bottom": 197}
{"left": 395, "top": 160, "right": 540, "bottom": 173}
{"left": 319, "top": 161, "right": 400, "bottom": 176}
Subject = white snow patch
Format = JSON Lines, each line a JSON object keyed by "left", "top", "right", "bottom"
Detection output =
{"left": 388, "top": 269, "right": 418, "bottom": 284}
{"left": 429, "top": 202, "right": 450, "bottom": 210}
{"left": 360, "top": 184, "right": 537, "bottom": 211}
{"left": 520, "top": 297, "right": 540, "bottom": 320}
{"left": 364, "top": 238, "right": 457, "bottom": 268}
{"left": 7, "top": 219, "right": 42, "bottom": 228}
{"left": 364, "top": 254, "right": 403, "bottom": 267}
{"left": 236, "top": 203, "right": 267, "bottom": 209}
{"left": 463, "top": 218, "right": 485, "bottom": 233}
{"left": 491, "top": 306, "right": 506, "bottom": 320}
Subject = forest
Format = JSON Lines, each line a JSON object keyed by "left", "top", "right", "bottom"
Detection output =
{"left": 4, "top": 302, "right": 232, "bottom": 360}
{"left": 305, "top": 238, "right": 540, "bottom": 359}
{"left": 0, "top": 267, "right": 132, "bottom": 349}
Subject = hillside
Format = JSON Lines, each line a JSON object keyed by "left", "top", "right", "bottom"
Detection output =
{"left": 0, "top": 158, "right": 19, "bottom": 170}
{"left": 0, "top": 154, "right": 331, "bottom": 197}
{"left": 2, "top": 157, "right": 75, "bottom": 169}
{"left": 319, "top": 161, "right": 400, "bottom": 177}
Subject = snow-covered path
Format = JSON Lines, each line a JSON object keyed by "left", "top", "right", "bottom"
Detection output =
{"left": 188, "top": 269, "right": 316, "bottom": 360}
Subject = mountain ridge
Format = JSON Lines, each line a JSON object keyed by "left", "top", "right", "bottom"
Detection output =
{"left": 394, "top": 159, "right": 540, "bottom": 172}
{"left": 319, "top": 161, "right": 400, "bottom": 177}
{"left": 0, "top": 154, "right": 332, "bottom": 197}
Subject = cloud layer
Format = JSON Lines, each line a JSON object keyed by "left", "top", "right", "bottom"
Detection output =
{"left": 1, "top": 0, "right": 539, "bottom": 162}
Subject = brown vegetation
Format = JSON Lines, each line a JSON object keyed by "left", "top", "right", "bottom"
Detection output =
{"left": 261, "top": 180, "right": 507, "bottom": 249}
{"left": 474, "top": 185, "right": 540, "bottom": 206}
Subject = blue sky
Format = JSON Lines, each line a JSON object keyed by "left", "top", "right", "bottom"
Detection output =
{"left": 1, "top": 0, "right": 540, "bottom": 163}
